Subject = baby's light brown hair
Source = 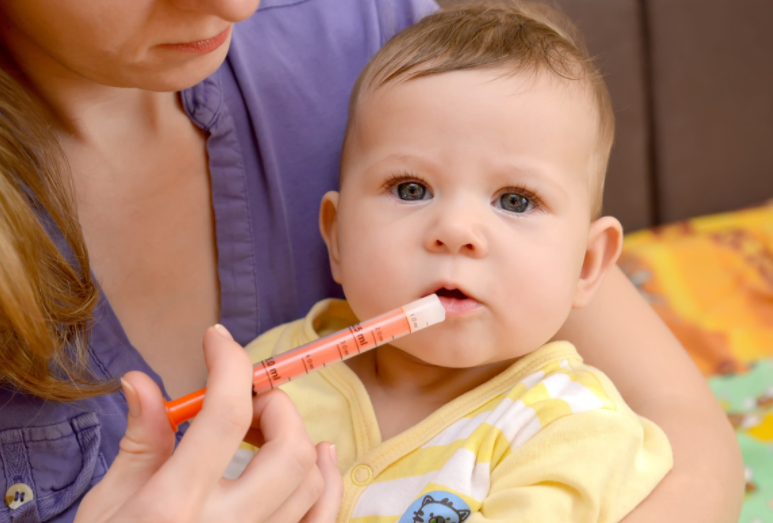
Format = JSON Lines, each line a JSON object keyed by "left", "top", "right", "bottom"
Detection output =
{"left": 343, "top": 0, "right": 615, "bottom": 217}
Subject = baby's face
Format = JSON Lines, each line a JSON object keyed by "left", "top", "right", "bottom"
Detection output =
{"left": 324, "top": 69, "right": 605, "bottom": 367}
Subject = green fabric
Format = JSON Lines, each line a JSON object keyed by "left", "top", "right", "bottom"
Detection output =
{"left": 710, "top": 360, "right": 773, "bottom": 522}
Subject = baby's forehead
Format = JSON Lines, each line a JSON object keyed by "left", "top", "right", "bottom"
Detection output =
{"left": 353, "top": 67, "right": 601, "bottom": 135}
{"left": 348, "top": 69, "right": 601, "bottom": 162}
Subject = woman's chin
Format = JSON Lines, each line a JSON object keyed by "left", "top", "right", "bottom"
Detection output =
{"left": 126, "top": 46, "right": 230, "bottom": 92}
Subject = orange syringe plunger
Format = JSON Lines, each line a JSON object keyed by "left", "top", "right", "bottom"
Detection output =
{"left": 164, "top": 295, "right": 445, "bottom": 431}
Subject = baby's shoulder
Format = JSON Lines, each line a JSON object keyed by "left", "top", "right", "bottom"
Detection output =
{"left": 514, "top": 355, "right": 620, "bottom": 411}
{"left": 493, "top": 343, "right": 635, "bottom": 436}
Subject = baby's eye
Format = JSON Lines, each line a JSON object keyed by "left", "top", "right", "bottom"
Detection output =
{"left": 395, "top": 181, "right": 429, "bottom": 201}
{"left": 498, "top": 192, "right": 532, "bottom": 213}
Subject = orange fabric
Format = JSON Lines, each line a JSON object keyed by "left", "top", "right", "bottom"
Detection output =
{"left": 620, "top": 200, "right": 773, "bottom": 376}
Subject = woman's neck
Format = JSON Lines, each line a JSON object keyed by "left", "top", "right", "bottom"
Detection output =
{"left": 0, "top": 21, "right": 220, "bottom": 399}
{"left": 1, "top": 25, "right": 176, "bottom": 142}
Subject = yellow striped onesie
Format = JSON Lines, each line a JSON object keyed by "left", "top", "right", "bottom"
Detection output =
{"left": 243, "top": 299, "right": 673, "bottom": 523}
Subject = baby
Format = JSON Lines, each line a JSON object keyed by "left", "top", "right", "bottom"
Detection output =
{"left": 245, "top": 2, "right": 672, "bottom": 522}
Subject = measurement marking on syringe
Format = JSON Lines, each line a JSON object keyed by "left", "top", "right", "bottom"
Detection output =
{"left": 260, "top": 360, "right": 276, "bottom": 390}
{"left": 350, "top": 331, "right": 362, "bottom": 354}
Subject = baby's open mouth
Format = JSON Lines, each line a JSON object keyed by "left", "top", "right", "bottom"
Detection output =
{"left": 436, "top": 288, "right": 469, "bottom": 300}
{"left": 433, "top": 287, "right": 482, "bottom": 316}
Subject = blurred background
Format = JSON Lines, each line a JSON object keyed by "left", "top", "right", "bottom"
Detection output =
{"left": 437, "top": 2, "right": 773, "bottom": 521}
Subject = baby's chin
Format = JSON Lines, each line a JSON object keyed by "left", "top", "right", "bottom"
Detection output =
{"left": 391, "top": 334, "right": 526, "bottom": 370}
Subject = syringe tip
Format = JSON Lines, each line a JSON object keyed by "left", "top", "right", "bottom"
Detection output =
{"left": 401, "top": 294, "right": 446, "bottom": 332}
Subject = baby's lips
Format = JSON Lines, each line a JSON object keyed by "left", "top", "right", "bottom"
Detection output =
{"left": 436, "top": 293, "right": 482, "bottom": 316}
{"left": 423, "top": 282, "right": 479, "bottom": 303}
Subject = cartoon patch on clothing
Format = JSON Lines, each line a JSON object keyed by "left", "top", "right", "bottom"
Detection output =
{"left": 397, "top": 491, "right": 471, "bottom": 523}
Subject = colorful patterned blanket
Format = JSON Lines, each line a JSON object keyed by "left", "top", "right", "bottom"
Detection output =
{"left": 620, "top": 200, "right": 773, "bottom": 522}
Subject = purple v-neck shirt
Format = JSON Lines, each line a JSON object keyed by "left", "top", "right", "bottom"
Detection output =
{"left": 0, "top": 1, "right": 436, "bottom": 521}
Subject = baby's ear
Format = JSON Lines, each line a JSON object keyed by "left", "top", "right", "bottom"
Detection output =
{"left": 319, "top": 191, "right": 343, "bottom": 284}
{"left": 573, "top": 216, "right": 623, "bottom": 308}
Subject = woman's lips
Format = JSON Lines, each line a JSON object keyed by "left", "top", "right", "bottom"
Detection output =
{"left": 160, "top": 27, "right": 231, "bottom": 55}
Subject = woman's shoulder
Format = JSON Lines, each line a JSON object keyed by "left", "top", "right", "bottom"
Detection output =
{"left": 188, "top": 0, "right": 439, "bottom": 131}
{"left": 218, "top": 0, "right": 440, "bottom": 117}
{"left": 251, "top": 0, "right": 438, "bottom": 30}
{"left": 237, "top": 0, "right": 439, "bottom": 48}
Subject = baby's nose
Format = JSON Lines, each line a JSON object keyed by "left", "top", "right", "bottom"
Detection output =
{"left": 425, "top": 208, "right": 488, "bottom": 258}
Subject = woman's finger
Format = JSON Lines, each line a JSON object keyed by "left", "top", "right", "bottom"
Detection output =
{"left": 226, "top": 389, "right": 321, "bottom": 517}
{"left": 160, "top": 325, "right": 255, "bottom": 494}
{"left": 75, "top": 372, "right": 176, "bottom": 523}
{"left": 247, "top": 442, "right": 341, "bottom": 523}
{"left": 252, "top": 462, "right": 326, "bottom": 523}
{"left": 300, "top": 442, "right": 343, "bottom": 523}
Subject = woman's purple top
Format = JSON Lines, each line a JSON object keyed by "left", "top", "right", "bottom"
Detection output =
{"left": 0, "top": 1, "right": 436, "bottom": 521}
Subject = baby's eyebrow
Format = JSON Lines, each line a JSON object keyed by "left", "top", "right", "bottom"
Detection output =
{"left": 378, "top": 153, "right": 436, "bottom": 168}
{"left": 360, "top": 152, "right": 439, "bottom": 178}
{"left": 491, "top": 162, "right": 570, "bottom": 199}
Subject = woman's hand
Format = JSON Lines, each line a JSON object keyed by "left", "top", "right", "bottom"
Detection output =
{"left": 76, "top": 325, "right": 343, "bottom": 523}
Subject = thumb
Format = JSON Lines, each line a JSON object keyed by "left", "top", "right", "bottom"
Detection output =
{"left": 114, "top": 372, "right": 177, "bottom": 480}
{"left": 76, "top": 372, "right": 176, "bottom": 522}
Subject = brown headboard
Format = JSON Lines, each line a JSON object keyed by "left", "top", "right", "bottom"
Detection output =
{"left": 437, "top": 0, "right": 773, "bottom": 232}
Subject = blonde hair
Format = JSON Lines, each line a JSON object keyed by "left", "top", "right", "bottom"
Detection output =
{"left": 0, "top": 67, "right": 113, "bottom": 401}
{"left": 345, "top": 0, "right": 614, "bottom": 216}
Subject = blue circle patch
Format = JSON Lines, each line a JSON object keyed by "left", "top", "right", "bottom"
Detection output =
{"left": 397, "top": 491, "right": 471, "bottom": 523}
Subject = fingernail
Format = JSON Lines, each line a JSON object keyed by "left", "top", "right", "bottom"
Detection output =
{"left": 121, "top": 377, "right": 141, "bottom": 418}
{"left": 329, "top": 444, "right": 337, "bottom": 465}
{"left": 214, "top": 323, "right": 234, "bottom": 340}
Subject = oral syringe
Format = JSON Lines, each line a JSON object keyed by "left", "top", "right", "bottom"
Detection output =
{"left": 164, "top": 294, "right": 445, "bottom": 431}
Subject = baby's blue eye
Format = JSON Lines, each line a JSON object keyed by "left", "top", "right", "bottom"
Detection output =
{"left": 397, "top": 182, "right": 427, "bottom": 201}
{"left": 499, "top": 193, "right": 531, "bottom": 213}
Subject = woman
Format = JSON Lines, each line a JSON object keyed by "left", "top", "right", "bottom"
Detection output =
{"left": 0, "top": 0, "right": 743, "bottom": 522}
{"left": 0, "top": 37, "right": 341, "bottom": 523}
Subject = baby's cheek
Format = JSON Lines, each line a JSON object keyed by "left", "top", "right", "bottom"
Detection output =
{"left": 497, "top": 260, "right": 576, "bottom": 344}
{"left": 339, "top": 244, "right": 406, "bottom": 319}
